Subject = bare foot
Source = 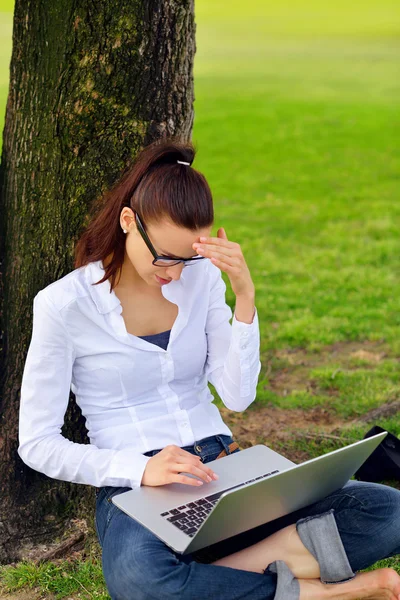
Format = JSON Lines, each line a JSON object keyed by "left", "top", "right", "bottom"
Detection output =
{"left": 299, "top": 568, "right": 400, "bottom": 599}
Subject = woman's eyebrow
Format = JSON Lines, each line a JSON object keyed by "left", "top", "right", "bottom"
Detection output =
{"left": 160, "top": 247, "right": 197, "bottom": 258}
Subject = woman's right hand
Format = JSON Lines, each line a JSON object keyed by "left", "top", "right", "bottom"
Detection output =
{"left": 141, "top": 445, "right": 220, "bottom": 487}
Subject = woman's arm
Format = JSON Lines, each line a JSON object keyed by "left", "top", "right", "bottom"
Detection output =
{"left": 18, "top": 291, "right": 150, "bottom": 489}
{"left": 204, "top": 261, "right": 262, "bottom": 412}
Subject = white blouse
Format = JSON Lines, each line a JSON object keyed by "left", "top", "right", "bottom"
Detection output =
{"left": 18, "top": 258, "right": 261, "bottom": 489}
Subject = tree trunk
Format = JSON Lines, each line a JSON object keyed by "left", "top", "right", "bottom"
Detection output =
{"left": 0, "top": 0, "right": 196, "bottom": 564}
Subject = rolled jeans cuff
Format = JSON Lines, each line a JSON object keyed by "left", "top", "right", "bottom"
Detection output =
{"left": 264, "top": 560, "right": 300, "bottom": 600}
{"left": 296, "top": 508, "right": 356, "bottom": 584}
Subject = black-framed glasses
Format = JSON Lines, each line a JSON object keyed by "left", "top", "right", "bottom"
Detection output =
{"left": 134, "top": 211, "right": 206, "bottom": 268}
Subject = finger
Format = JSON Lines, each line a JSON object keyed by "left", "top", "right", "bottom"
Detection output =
{"left": 210, "top": 255, "right": 242, "bottom": 272}
{"left": 175, "top": 462, "right": 216, "bottom": 484}
{"left": 175, "top": 450, "right": 219, "bottom": 478}
{"left": 218, "top": 227, "right": 228, "bottom": 239}
{"left": 199, "top": 234, "right": 233, "bottom": 244}
{"left": 195, "top": 244, "right": 238, "bottom": 258}
{"left": 174, "top": 452, "right": 218, "bottom": 479}
{"left": 195, "top": 238, "right": 238, "bottom": 250}
{"left": 205, "top": 250, "right": 242, "bottom": 267}
{"left": 175, "top": 448, "right": 203, "bottom": 462}
{"left": 173, "top": 473, "right": 205, "bottom": 487}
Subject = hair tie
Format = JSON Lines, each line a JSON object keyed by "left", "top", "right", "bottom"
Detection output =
{"left": 177, "top": 160, "right": 191, "bottom": 166}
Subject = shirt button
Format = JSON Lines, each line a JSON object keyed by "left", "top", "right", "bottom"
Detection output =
{"left": 195, "top": 445, "right": 202, "bottom": 452}
{"left": 241, "top": 344, "right": 248, "bottom": 349}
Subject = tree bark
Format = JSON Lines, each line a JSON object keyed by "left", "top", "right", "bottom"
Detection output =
{"left": 0, "top": 0, "right": 196, "bottom": 564}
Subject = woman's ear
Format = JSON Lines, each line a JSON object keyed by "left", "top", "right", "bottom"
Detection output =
{"left": 120, "top": 208, "right": 135, "bottom": 232}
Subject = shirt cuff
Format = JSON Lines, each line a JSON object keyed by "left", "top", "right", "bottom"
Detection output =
{"left": 233, "top": 305, "right": 257, "bottom": 325}
{"left": 109, "top": 448, "right": 152, "bottom": 489}
{"left": 231, "top": 306, "right": 259, "bottom": 352}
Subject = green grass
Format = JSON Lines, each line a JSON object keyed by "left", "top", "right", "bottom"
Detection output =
{"left": 0, "top": 554, "right": 108, "bottom": 599}
{"left": 256, "top": 359, "right": 400, "bottom": 416}
{"left": 272, "top": 415, "right": 400, "bottom": 459}
{"left": 193, "top": 1, "right": 400, "bottom": 358}
{"left": 1, "top": 0, "right": 400, "bottom": 596}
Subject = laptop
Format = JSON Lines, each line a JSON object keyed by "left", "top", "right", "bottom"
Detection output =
{"left": 112, "top": 431, "right": 387, "bottom": 554}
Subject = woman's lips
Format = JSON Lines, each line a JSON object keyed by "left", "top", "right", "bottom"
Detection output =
{"left": 156, "top": 275, "right": 171, "bottom": 284}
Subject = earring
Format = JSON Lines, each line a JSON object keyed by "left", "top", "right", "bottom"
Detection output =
{"left": 122, "top": 228, "right": 127, "bottom": 234}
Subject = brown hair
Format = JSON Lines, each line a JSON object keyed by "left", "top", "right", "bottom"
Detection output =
{"left": 74, "top": 137, "right": 214, "bottom": 291}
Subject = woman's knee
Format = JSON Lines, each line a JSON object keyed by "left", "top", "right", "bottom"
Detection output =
{"left": 102, "top": 516, "right": 195, "bottom": 600}
{"left": 359, "top": 481, "right": 400, "bottom": 546}
{"left": 333, "top": 480, "right": 400, "bottom": 570}
{"left": 104, "top": 553, "right": 204, "bottom": 600}
{"left": 103, "top": 546, "right": 175, "bottom": 600}
{"left": 342, "top": 480, "right": 400, "bottom": 520}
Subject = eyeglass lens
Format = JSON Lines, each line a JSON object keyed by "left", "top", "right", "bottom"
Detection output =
{"left": 153, "top": 256, "right": 203, "bottom": 267}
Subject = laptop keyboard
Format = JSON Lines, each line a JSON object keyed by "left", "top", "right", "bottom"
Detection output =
{"left": 160, "top": 469, "right": 280, "bottom": 537}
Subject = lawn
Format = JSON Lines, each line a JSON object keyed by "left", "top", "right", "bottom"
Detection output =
{"left": 1, "top": 0, "right": 399, "bottom": 597}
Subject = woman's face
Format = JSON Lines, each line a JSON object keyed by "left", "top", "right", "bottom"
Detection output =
{"left": 119, "top": 208, "right": 212, "bottom": 290}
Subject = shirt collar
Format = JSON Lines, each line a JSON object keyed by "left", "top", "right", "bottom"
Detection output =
{"left": 84, "top": 260, "right": 120, "bottom": 314}
{"left": 84, "top": 259, "right": 186, "bottom": 314}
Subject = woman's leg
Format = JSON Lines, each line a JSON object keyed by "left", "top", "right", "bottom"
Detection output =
{"left": 290, "top": 480, "right": 400, "bottom": 574}
{"left": 97, "top": 486, "right": 280, "bottom": 600}
{"left": 212, "top": 522, "right": 321, "bottom": 578}
{"left": 211, "top": 480, "right": 400, "bottom": 599}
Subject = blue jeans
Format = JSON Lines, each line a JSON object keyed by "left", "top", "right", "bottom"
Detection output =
{"left": 95, "top": 434, "right": 400, "bottom": 600}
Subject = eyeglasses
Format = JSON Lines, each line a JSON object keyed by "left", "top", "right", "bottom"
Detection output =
{"left": 134, "top": 211, "right": 206, "bottom": 268}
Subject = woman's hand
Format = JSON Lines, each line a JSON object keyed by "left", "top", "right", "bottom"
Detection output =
{"left": 141, "top": 445, "right": 220, "bottom": 487}
{"left": 192, "top": 228, "right": 255, "bottom": 298}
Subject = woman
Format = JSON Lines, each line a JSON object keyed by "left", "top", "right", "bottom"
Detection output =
{"left": 18, "top": 138, "right": 400, "bottom": 600}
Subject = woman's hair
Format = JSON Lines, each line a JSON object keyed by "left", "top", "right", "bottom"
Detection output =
{"left": 74, "top": 137, "right": 214, "bottom": 290}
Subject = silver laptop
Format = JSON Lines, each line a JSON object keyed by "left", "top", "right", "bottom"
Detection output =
{"left": 112, "top": 431, "right": 387, "bottom": 554}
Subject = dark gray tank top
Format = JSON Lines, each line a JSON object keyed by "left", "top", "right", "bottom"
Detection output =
{"left": 137, "top": 329, "right": 171, "bottom": 351}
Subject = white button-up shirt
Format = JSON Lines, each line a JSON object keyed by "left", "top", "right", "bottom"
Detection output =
{"left": 18, "top": 258, "right": 261, "bottom": 489}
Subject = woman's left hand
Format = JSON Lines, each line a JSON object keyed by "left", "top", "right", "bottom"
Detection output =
{"left": 192, "top": 228, "right": 255, "bottom": 298}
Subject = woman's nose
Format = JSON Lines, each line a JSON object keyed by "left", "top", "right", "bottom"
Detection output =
{"left": 165, "top": 263, "right": 184, "bottom": 279}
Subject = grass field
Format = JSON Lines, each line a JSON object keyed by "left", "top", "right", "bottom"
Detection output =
{"left": 1, "top": 0, "right": 400, "bottom": 597}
